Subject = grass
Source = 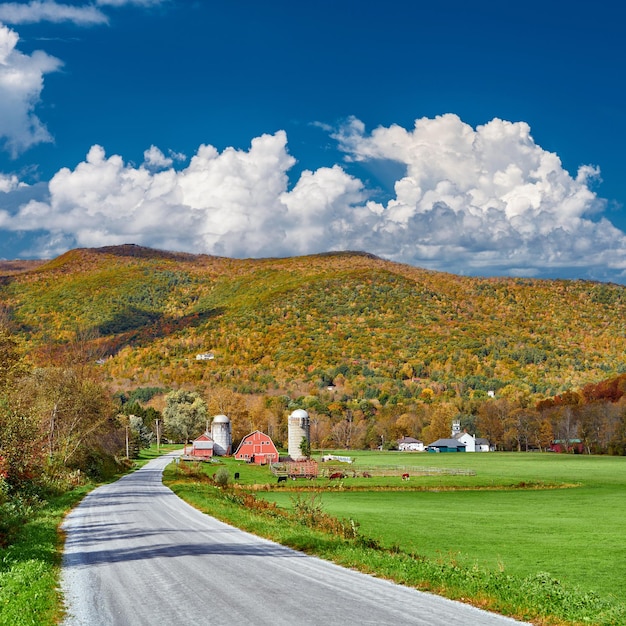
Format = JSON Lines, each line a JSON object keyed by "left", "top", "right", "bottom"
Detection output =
{"left": 0, "top": 486, "right": 92, "bottom": 626}
{"left": 164, "top": 451, "right": 626, "bottom": 625}
{"left": 0, "top": 445, "right": 180, "bottom": 626}
{"left": 272, "top": 451, "right": 626, "bottom": 600}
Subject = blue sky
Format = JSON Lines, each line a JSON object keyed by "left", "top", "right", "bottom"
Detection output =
{"left": 0, "top": 0, "right": 625, "bottom": 283}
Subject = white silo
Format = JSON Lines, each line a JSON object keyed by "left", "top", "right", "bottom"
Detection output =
{"left": 288, "top": 409, "right": 310, "bottom": 461}
{"left": 211, "top": 414, "right": 232, "bottom": 456}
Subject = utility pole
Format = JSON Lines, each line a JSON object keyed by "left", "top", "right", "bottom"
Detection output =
{"left": 49, "top": 403, "right": 57, "bottom": 459}
{"left": 155, "top": 418, "right": 161, "bottom": 452}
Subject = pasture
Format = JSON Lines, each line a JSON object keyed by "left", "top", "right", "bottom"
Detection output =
{"left": 246, "top": 451, "right": 626, "bottom": 603}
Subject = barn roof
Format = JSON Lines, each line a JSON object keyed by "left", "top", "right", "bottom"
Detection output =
{"left": 427, "top": 438, "right": 466, "bottom": 448}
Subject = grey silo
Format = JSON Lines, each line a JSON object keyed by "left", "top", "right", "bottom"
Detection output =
{"left": 211, "top": 414, "right": 232, "bottom": 455}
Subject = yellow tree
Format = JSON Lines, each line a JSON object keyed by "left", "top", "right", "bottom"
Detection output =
{"left": 421, "top": 403, "right": 456, "bottom": 444}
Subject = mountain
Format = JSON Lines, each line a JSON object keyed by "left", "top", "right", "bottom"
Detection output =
{"left": 1, "top": 244, "right": 625, "bottom": 402}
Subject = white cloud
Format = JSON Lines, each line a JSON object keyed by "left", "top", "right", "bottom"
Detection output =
{"left": 0, "top": 172, "right": 23, "bottom": 192}
{"left": 332, "top": 114, "right": 626, "bottom": 276}
{"left": 143, "top": 145, "right": 173, "bottom": 170}
{"left": 1, "top": 117, "right": 626, "bottom": 281}
{"left": 96, "top": 0, "right": 167, "bottom": 6}
{"left": 0, "top": 2, "right": 108, "bottom": 25}
{"left": 0, "top": 24, "right": 62, "bottom": 157}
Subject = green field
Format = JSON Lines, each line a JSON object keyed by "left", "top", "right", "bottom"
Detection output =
{"left": 251, "top": 451, "right": 626, "bottom": 603}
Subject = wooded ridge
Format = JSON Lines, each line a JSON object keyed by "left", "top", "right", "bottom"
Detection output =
{"left": 2, "top": 243, "right": 625, "bottom": 403}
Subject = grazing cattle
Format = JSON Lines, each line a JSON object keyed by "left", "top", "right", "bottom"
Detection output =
{"left": 329, "top": 472, "right": 344, "bottom": 480}
{"left": 362, "top": 472, "right": 372, "bottom": 478}
{"left": 277, "top": 475, "right": 287, "bottom": 483}
{"left": 402, "top": 473, "right": 410, "bottom": 481}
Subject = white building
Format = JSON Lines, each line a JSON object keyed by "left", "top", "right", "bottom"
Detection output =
{"left": 398, "top": 436, "right": 424, "bottom": 452}
{"left": 452, "top": 429, "right": 491, "bottom": 452}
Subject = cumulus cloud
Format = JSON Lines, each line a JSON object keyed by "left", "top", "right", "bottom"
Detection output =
{"left": 333, "top": 114, "right": 626, "bottom": 276}
{"left": 0, "top": 24, "right": 62, "bottom": 157}
{"left": 0, "top": 1, "right": 107, "bottom": 25}
{"left": 1, "top": 117, "right": 626, "bottom": 281}
{"left": 0, "top": 132, "right": 365, "bottom": 259}
{"left": 0, "top": 173, "right": 24, "bottom": 192}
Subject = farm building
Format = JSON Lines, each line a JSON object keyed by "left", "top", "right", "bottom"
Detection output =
{"left": 427, "top": 438, "right": 467, "bottom": 453}
{"left": 475, "top": 437, "right": 492, "bottom": 452}
{"left": 453, "top": 431, "right": 477, "bottom": 452}
{"left": 211, "top": 414, "right": 232, "bottom": 456}
{"left": 549, "top": 439, "right": 584, "bottom": 453}
{"left": 398, "top": 436, "right": 424, "bottom": 451}
{"left": 189, "top": 432, "right": 214, "bottom": 460}
{"left": 451, "top": 423, "right": 492, "bottom": 452}
{"left": 234, "top": 430, "right": 279, "bottom": 464}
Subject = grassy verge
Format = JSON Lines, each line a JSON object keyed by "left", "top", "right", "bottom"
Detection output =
{"left": 164, "top": 462, "right": 626, "bottom": 626}
{"left": 0, "top": 485, "right": 92, "bottom": 626}
{"left": 0, "top": 445, "right": 180, "bottom": 626}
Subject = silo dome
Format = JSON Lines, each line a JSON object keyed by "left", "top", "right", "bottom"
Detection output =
{"left": 211, "top": 414, "right": 232, "bottom": 456}
{"left": 288, "top": 409, "right": 310, "bottom": 461}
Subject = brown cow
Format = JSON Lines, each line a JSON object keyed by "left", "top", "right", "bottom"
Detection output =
{"left": 329, "top": 472, "right": 344, "bottom": 480}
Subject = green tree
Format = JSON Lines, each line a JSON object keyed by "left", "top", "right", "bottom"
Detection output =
{"left": 163, "top": 389, "right": 208, "bottom": 443}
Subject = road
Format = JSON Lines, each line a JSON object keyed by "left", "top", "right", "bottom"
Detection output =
{"left": 61, "top": 452, "right": 528, "bottom": 625}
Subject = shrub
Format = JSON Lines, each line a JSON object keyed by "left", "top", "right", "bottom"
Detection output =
{"left": 214, "top": 468, "right": 230, "bottom": 488}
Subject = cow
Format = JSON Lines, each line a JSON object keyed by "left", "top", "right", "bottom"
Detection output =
{"left": 402, "top": 473, "right": 410, "bottom": 481}
{"left": 277, "top": 475, "right": 287, "bottom": 483}
{"left": 329, "top": 472, "right": 344, "bottom": 480}
{"left": 362, "top": 472, "right": 372, "bottom": 478}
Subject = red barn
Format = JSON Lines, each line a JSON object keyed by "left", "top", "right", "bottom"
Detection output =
{"left": 234, "top": 430, "right": 279, "bottom": 464}
{"left": 190, "top": 432, "right": 214, "bottom": 460}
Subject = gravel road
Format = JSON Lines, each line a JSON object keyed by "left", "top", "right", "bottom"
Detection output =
{"left": 61, "top": 452, "right": 528, "bottom": 625}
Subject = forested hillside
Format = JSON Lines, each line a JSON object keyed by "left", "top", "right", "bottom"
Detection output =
{"left": 2, "top": 244, "right": 624, "bottom": 399}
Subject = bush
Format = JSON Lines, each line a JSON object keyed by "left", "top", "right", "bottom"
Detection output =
{"left": 0, "top": 495, "right": 38, "bottom": 548}
{"left": 214, "top": 468, "right": 230, "bottom": 488}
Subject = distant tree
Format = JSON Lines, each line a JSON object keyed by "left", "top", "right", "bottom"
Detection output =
{"left": 129, "top": 414, "right": 154, "bottom": 452}
{"left": 18, "top": 366, "right": 116, "bottom": 469}
{"left": 163, "top": 389, "right": 207, "bottom": 443}
{"left": 421, "top": 403, "right": 456, "bottom": 444}
{"left": 476, "top": 399, "right": 509, "bottom": 450}
{"left": 207, "top": 387, "right": 249, "bottom": 441}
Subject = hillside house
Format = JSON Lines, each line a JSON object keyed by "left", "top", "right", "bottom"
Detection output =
{"left": 398, "top": 436, "right": 424, "bottom": 452}
{"left": 190, "top": 432, "right": 214, "bottom": 460}
{"left": 234, "top": 430, "right": 279, "bottom": 464}
{"left": 427, "top": 438, "right": 467, "bottom": 453}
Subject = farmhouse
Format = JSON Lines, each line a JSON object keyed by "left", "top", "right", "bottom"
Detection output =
{"left": 398, "top": 436, "right": 424, "bottom": 452}
{"left": 475, "top": 437, "right": 492, "bottom": 452}
{"left": 427, "top": 438, "right": 467, "bottom": 453}
{"left": 234, "top": 430, "right": 279, "bottom": 464}
{"left": 451, "top": 421, "right": 491, "bottom": 452}
{"left": 189, "top": 432, "right": 214, "bottom": 460}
